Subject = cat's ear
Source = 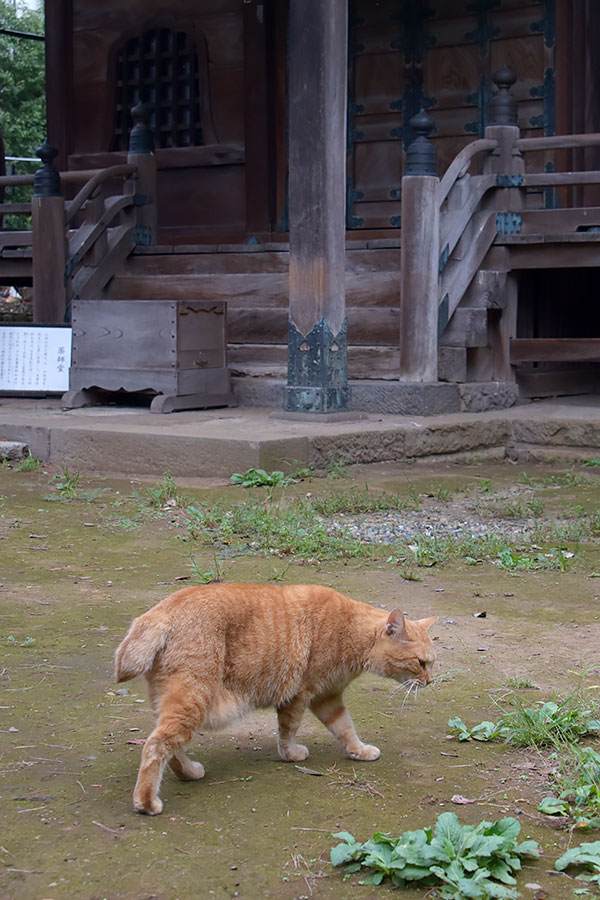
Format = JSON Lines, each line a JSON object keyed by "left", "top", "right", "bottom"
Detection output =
{"left": 385, "top": 609, "right": 409, "bottom": 639}
{"left": 418, "top": 616, "right": 438, "bottom": 631}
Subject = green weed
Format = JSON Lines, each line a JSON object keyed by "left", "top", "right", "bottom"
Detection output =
{"left": 449, "top": 694, "right": 600, "bottom": 748}
{"left": 145, "top": 472, "right": 182, "bottom": 508}
{"left": 187, "top": 552, "right": 224, "bottom": 584}
{"left": 185, "top": 496, "right": 367, "bottom": 562}
{"left": 16, "top": 452, "right": 41, "bottom": 472}
{"left": 311, "top": 487, "right": 406, "bottom": 516}
{"left": 324, "top": 454, "right": 347, "bottom": 479}
{"left": 506, "top": 676, "right": 536, "bottom": 690}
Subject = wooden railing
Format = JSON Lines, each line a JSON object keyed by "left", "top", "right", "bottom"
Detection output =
{"left": 0, "top": 103, "right": 157, "bottom": 324}
{"left": 399, "top": 68, "right": 600, "bottom": 384}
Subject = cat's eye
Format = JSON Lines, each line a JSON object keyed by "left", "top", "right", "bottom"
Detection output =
{"left": 419, "top": 659, "right": 427, "bottom": 669}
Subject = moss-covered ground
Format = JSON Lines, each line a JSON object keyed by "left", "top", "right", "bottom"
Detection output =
{"left": 1, "top": 458, "right": 600, "bottom": 899}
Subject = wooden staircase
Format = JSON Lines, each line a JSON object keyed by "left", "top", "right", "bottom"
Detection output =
{"left": 101, "top": 241, "right": 404, "bottom": 380}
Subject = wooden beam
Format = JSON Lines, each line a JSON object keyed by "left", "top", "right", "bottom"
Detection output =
{"left": 510, "top": 338, "right": 600, "bottom": 364}
{"left": 243, "top": 0, "right": 274, "bottom": 235}
{"left": 286, "top": 0, "right": 348, "bottom": 413}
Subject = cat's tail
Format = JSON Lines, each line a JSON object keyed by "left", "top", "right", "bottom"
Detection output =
{"left": 114, "top": 615, "right": 169, "bottom": 682}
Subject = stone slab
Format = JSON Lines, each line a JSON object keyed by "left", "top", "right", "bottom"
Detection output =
{"left": 0, "top": 440, "right": 28, "bottom": 460}
{"left": 0, "top": 395, "right": 599, "bottom": 478}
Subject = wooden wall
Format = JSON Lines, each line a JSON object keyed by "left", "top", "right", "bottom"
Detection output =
{"left": 61, "top": 0, "right": 254, "bottom": 242}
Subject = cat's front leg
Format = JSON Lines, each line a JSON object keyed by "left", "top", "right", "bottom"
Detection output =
{"left": 276, "top": 695, "right": 310, "bottom": 761}
{"left": 310, "top": 693, "right": 380, "bottom": 761}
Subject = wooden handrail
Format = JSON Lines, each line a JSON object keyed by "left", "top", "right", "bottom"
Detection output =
{"left": 438, "top": 139, "right": 498, "bottom": 207}
{"left": 67, "top": 193, "right": 136, "bottom": 274}
{"left": 65, "top": 163, "right": 137, "bottom": 224}
{"left": 0, "top": 174, "right": 34, "bottom": 187}
{"left": 521, "top": 171, "right": 600, "bottom": 187}
{"left": 516, "top": 132, "right": 600, "bottom": 152}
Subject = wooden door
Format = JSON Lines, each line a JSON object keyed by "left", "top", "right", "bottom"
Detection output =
{"left": 347, "top": 0, "right": 556, "bottom": 231}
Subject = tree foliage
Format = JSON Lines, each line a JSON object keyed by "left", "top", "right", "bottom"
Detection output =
{"left": 0, "top": 0, "right": 46, "bottom": 159}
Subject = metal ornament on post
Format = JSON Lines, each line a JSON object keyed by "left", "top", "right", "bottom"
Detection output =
{"left": 33, "top": 141, "right": 61, "bottom": 197}
{"left": 128, "top": 102, "right": 155, "bottom": 155}
{"left": 405, "top": 109, "right": 437, "bottom": 177}
{"left": 487, "top": 65, "right": 518, "bottom": 126}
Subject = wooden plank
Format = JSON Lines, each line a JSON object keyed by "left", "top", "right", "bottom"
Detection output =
{"left": 510, "top": 339, "right": 600, "bottom": 365}
{"left": 504, "top": 243, "right": 600, "bottom": 269}
{"left": 517, "top": 368, "right": 600, "bottom": 398}
{"left": 438, "top": 141, "right": 497, "bottom": 206}
{"left": 0, "top": 232, "right": 33, "bottom": 248}
{"left": 519, "top": 207, "right": 600, "bottom": 233}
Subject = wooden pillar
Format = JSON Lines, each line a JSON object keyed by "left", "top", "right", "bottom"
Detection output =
{"left": 398, "top": 111, "right": 440, "bottom": 383}
{"left": 243, "top": 0, "right": 274, "bottom": 236}
{"left": 286, "top": 0, "right": 349, "bottom": 414}
{"left": 31, "top": 142, "right": 68, "bottom": 324}
{"left": 127, "top": 103, "right": 157, "bottom": 245}
{"left": 44, "top": 0, "right": 73, "bottom": 171}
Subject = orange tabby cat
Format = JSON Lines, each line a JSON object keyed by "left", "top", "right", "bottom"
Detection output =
{"left": 114, "top": 583, "right": 437, "bottom": 815}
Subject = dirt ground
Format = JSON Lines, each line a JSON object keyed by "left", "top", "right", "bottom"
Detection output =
{"left": 1, "top": 458, "right": 599, "bottom": 900}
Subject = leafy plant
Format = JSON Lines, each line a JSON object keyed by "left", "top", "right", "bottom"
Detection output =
{"left": 16, "top": 452, "right": 41, "bottom": 472}
{"left": 330, "top": 812, "right": 540, "bottom": 898}
{"left": 555, "top": 840, "right": 600, "bottom": 886}
{"left": 230, "top": 468, "right": 288, "bottom": 488}
{"left": 584, "top": 458, "right": 600, "bottom": 468}
{"left": 448, "top": 697, "right": 600, "bottom": 748}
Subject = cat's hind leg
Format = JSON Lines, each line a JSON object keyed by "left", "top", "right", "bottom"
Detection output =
{"left": 310, "top": 693, "right": 380, "bottom": 761}
{"left": 168, "top": 749, "right": 205, "bottom": 781}
{"left": 133, "top": 677, "right": 207, "bottom": 815}
{"left": 276, "top": 694, "right": 310, "bottom": 761}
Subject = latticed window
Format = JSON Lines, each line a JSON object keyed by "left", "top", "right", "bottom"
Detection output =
{"left": 112, "top": 27, "right": 204, "bottom": 150}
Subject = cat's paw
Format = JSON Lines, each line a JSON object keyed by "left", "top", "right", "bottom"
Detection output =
{"left": 179, "top": 760, "right": 205, "bottom": 781}
{"left": 278, "top": 743, "right": 310, "bottom": 762}
{"left": 347, "top": 744, "right": 380, "bottom": 761}
{"left": 133, "top": 795, "right": 163, "bottom": 816}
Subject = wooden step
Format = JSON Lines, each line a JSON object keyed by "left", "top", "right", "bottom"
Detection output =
{"left": 104, "top": 271, "right": 401, "bottom": 308}
{"left": 229, "top": 343, "right": 400, "bottom": 379}
{"left": 228, "top": 307, "right": 399, "bottom": 345}
{"left": 126, "top": 246, "right": 401, "bottom": 276}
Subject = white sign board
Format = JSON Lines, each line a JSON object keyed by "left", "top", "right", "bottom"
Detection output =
{"left": 0, "top": 326, "right": 72, "bottom": 392}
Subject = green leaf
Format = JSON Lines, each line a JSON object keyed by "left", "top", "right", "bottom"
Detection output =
{"left": 555, "top": 842, "right": 600, "bottom": 873}
{"left": 331, "top": 831, "right": 357, "bottom": 844}
{"left": 431, "top": 813, "right": 463, "bottom": 861}
{"left": 538, "top": 796, "right": 570, "bottom": 816}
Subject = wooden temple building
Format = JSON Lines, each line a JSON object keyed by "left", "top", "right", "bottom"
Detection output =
{"left": 1, "top": 0, "right": 600, "bottom": 413}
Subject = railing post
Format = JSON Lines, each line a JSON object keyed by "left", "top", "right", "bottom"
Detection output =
{"left": 127, "top": 102, "right": 157, "bottom": 245}
{"left": 31, "top": 141, "right": 68, "bottom": 324}
{"left": 484, "top": 66, "right": 524, "bottom": 190}
{"left": 399, "top": 110, "right": 440, "bottom": 382}
{"left": 482, "top": 66, "right": 522, "bottom": 382}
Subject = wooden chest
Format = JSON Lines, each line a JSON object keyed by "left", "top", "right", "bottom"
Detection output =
{"left": 67, "top": 299, "right": 233, "bottom": 412}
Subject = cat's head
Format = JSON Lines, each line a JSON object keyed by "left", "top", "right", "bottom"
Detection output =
{"left": 369, "top": 609, "right": 437, "bottom": 685}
